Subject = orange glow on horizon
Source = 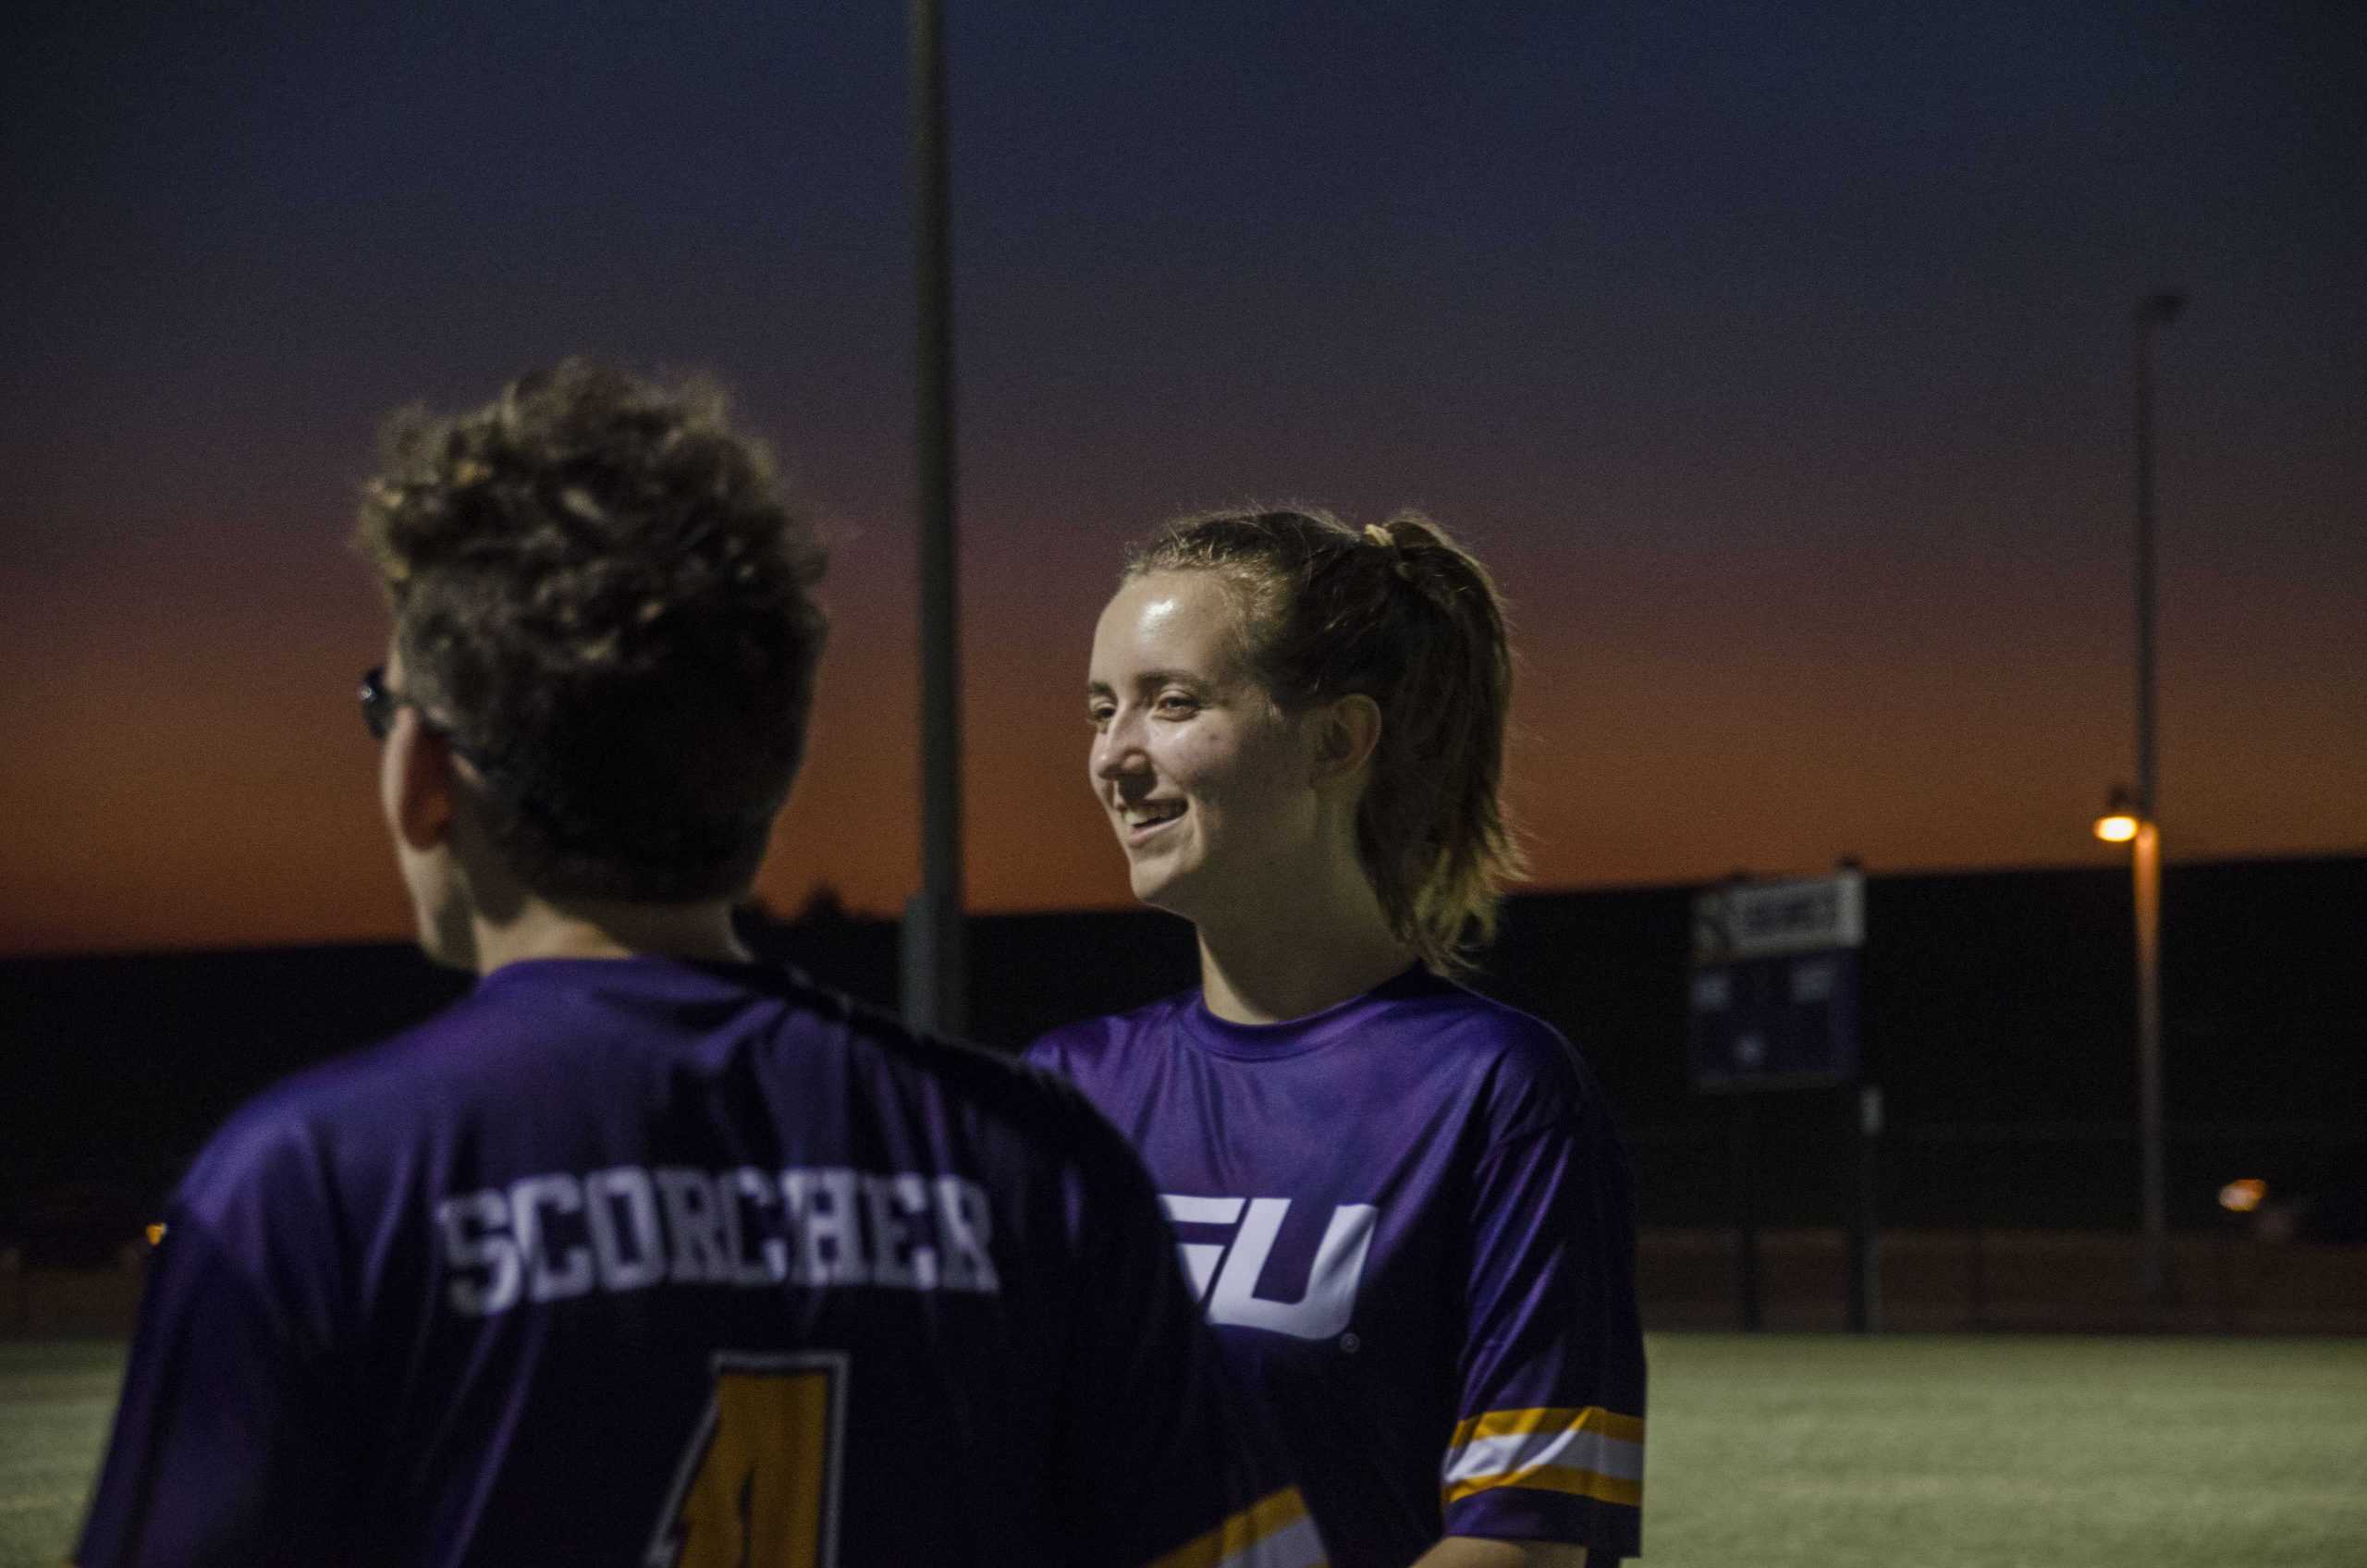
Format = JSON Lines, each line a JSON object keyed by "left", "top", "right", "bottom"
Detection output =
{"left": 4, "top": 506, "right": 2363, "bottom": 957}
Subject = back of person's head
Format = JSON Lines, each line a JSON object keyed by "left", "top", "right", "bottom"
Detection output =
{"left": 354, "top": 359, "right": 828, "bottom": 904}
{"left": 1125, "top": 506, "right": 1523, "bottom": 974}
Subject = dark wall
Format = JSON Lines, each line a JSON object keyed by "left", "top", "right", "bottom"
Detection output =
{"left": 5, "top": 855, "right": 2359, "bottom": 1256}
{"left": 1, "top": 946, "right": 470, "bottom": 1261}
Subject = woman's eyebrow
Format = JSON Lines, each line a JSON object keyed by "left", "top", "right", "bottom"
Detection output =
{"left": 1090, "top": 669, "right": 1204, "bottom": 695}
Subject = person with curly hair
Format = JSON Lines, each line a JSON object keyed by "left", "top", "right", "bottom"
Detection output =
{"left": 74, "top": 364, "right": 1320, "bottom": 1568}
{"left": 1031, "top": 508, "right": 1646, "bottom": 1568}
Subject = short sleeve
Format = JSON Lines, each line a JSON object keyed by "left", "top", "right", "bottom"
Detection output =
{"left": 1052, "top": 1100, "right": 1326, "bottom": 1568}
{"left": 1441, "top": 1090, "right": 1646, "bottom": 1559}
{"left": 74, "top": 1213, "right": 357, "bottom": 1567}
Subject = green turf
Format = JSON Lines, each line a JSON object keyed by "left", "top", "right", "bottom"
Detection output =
{"left": 1643, "top": 1335, "right": 2367, "bottom": 1566}
{"left": 6, "top": 1334, "right": 2365, "bottom": 1565}
{"left": 0, "top": 1341, "right": 121, "bottom": 1568}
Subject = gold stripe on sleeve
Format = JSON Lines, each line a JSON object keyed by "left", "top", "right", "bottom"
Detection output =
{"left": 1447, "top": 1403, "right": 1646, "bottom": 1452}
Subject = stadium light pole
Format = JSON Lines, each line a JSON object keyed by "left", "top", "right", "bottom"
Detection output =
{"left": 2128, "top": 289, "right": 2183, "bottom": 1314}
{"left": 902, "top": 0, "right": 967, "bottom": 1035}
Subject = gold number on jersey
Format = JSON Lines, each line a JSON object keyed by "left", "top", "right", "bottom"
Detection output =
{"left": 646, "top": 1352, "right": 849, "bottom": 1568}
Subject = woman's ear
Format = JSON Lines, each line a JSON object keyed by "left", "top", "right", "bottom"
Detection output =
{"left": 1311, "top": 693, "right": 1384, "bottom": 786}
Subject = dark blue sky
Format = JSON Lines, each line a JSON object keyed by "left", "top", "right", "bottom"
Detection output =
{"left": 3, "top": 0, "right": 2360, "bottom": 950}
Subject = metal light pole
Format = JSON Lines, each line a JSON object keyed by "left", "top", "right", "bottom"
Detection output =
{"left": 2131, "top": 289, "right": 2183, "bottom": 1312}
{"left": 902, "top": 0, "right": 966, "bottom": 1034}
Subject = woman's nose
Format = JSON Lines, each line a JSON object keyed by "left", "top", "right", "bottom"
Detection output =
{"left": 1094, "top": 717, "right": 1147, "bottom": 780}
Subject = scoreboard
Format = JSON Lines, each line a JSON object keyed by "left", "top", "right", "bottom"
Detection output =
{"left": 1687, "top": 868, "right": 1864, "bottom": 1091}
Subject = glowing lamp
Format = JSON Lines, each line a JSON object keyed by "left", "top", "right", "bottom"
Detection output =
{"left": 2217, "top": 1179, "right": 2267, "bottom": 1215}
{"left": 145, "top": 1222, "right": 167, "bottom": 1246}
{"left": 2093, "top": 785, "right": 2142, "bottom": 844}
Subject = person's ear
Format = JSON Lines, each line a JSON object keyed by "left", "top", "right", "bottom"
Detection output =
{"left": 386, "top": 713, "right": 458, "bottom": 851}
{"left": 1310, "top": 693, "right": 1383, "bottom": 787}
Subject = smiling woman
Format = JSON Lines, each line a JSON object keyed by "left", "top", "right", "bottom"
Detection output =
{"left": 1086, "top": 509, "right": 1523, "bottom": 992}
{"left": 1086, "top": 569, "right": 1322, "bottom": 928}
{"left": 1037, "top": 507, "right": 1647, "bottom": 1568}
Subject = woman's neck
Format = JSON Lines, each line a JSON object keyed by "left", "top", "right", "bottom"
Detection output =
{"left": 1194, "top": 875, "right": 1416, "bottom": 1024}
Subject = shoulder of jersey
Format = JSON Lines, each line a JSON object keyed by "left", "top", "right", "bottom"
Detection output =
{"left": 767, "top": 970, "right": 1130, "bottom": 1151}
{"left": 207, "top": 975, "right": 562, "bottom": 1128}
{"left": 172, "top": 986, "right": 530, "bottom": 1195}
{"left": 1413, "top": 977, "right": 1600, "bottom": 1120}
{"left": 1022, "top": 987, "right": 1196, "bottom": 1072}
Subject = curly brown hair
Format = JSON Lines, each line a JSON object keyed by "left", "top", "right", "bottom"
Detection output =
{"left": 354, "top": 359, "right": 828, "bottom": 903}
{"left": 1126, "top": 507, "right": 1524, "bottom": 975}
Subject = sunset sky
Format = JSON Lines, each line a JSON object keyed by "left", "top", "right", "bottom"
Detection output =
{"left": 3, "top": 1, "right": 2360, "bottom": 955}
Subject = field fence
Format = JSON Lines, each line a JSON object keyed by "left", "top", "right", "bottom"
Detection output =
{"left": 1629, "top": 1119, "right": 2367, "bottom": 1331}
{"left": 6, "top": 1123, "right": 2361, "bottom": 1339}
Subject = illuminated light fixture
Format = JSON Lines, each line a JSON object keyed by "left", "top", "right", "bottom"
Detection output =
{"left": 2093, "top": 785, "right": 2142, "bottom": 844}
{"left": 2217, "top": 1178, "right": 2267, "bottom": 1215}
{"left": 144, "top": 1222, "right": 167, "bottom": 1246}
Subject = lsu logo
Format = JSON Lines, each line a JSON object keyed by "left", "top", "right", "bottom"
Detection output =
{"left": 1159, "top": 1194, "right": 1377, "bottom": 1340}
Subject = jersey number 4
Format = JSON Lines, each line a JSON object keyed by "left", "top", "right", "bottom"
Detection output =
{"left": 645, "top": 1352, "right": 850, "bottom": 1568}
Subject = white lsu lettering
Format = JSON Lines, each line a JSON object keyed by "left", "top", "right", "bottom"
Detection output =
{"left": 1160, "top": 1194, "right": 1379, "bottom": 1341}
{"left": 434, "top": 1166, "right": 1000, "bottom": 1317}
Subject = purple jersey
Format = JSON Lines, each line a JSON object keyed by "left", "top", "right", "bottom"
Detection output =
{"left": 1028, "top": 967, "right": 1645, "bottom": 1568}
{"left": 78, "top": 956, "right": 1319, "bottom": 1568}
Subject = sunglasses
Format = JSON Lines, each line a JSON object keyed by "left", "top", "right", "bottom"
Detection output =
{"left": 360, "top": 666, "right": 465, "bottom": 749}
{"left": 359, "top": 666, "right": 409, "bottom": 741}
{"left": 361, "top": 667, "right": 502, "bottom": 786}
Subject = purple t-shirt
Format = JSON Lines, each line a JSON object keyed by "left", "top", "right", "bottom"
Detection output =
{"left": 1028, "top": 967, "right": 1645, "bottom": 1568}
{"left": 78, "top": 956, "right": 1318, "bottom": 1568}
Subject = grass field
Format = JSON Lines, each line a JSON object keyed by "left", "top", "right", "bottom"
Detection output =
{"left": 1, "top": 1341, "right": 119, "bottom": 1568}
{"left": 6, "top": 1333, "right": 2365, "bottom": 1566}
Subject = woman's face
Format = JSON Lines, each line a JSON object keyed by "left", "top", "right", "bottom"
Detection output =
{"left": 1087, "top": 570, "right": 1319, "bottom": 924}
